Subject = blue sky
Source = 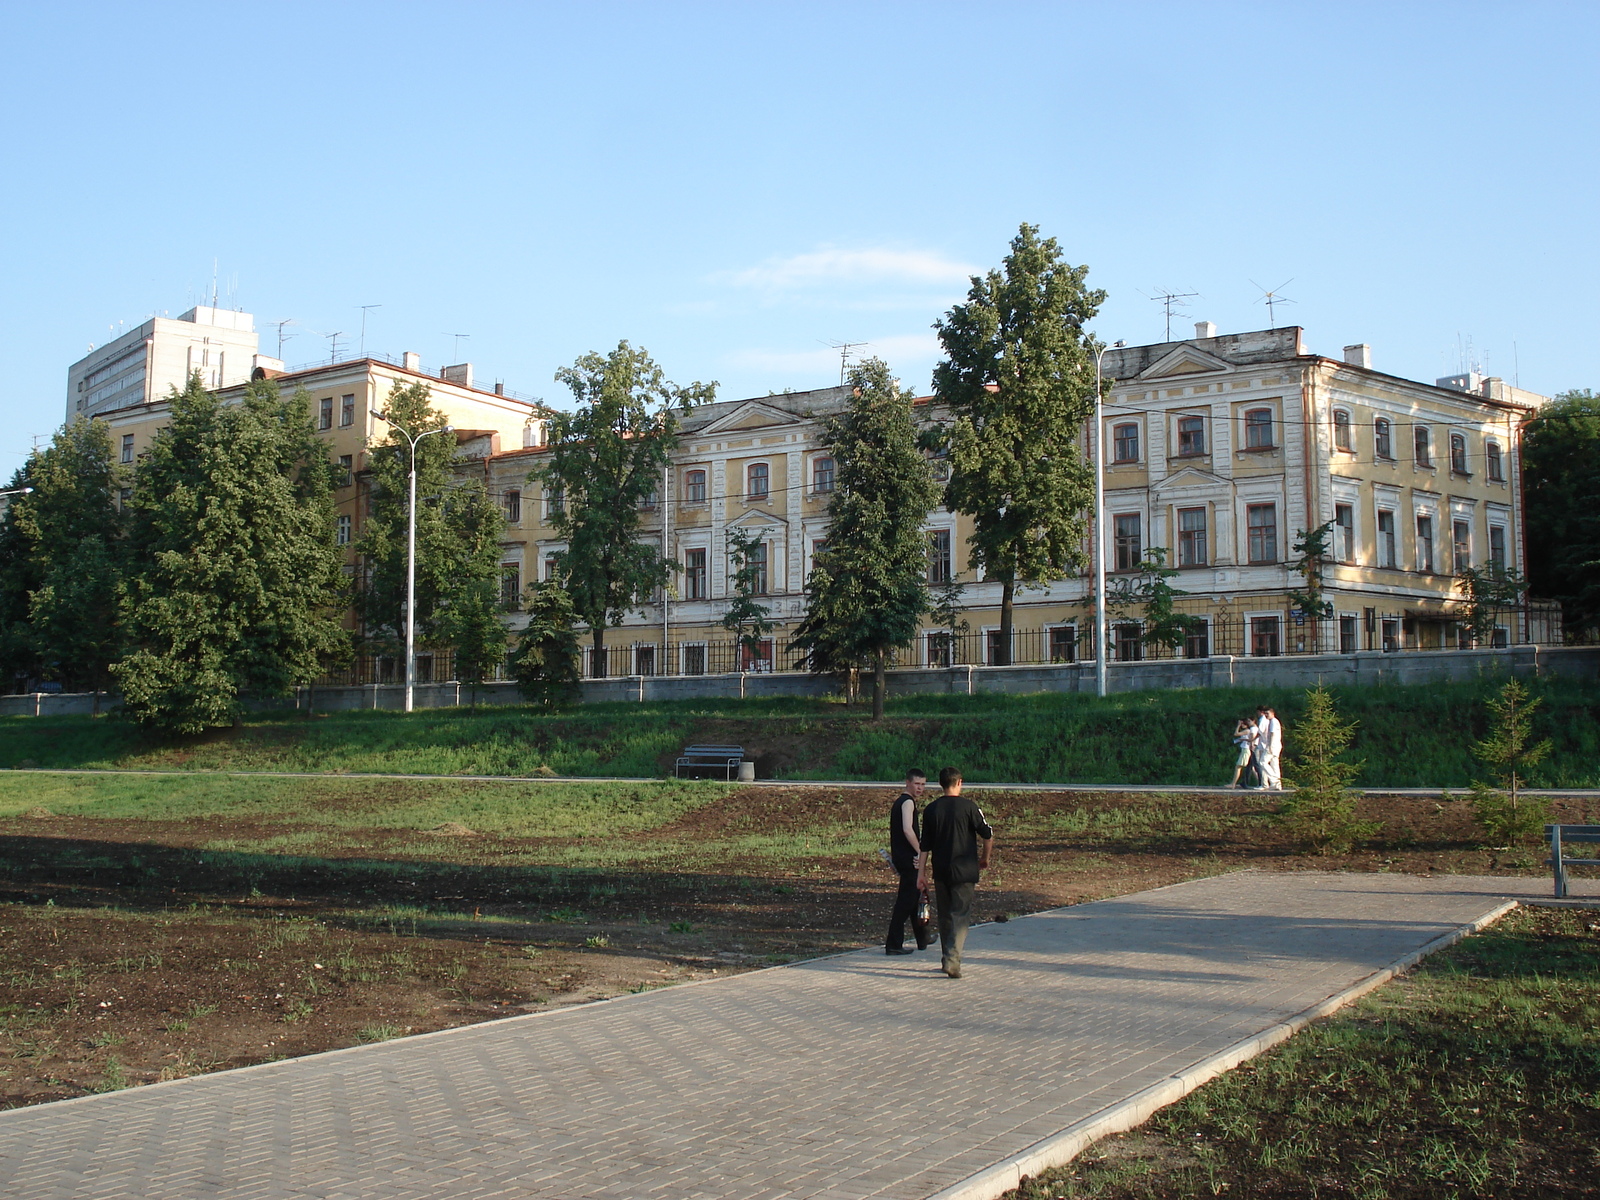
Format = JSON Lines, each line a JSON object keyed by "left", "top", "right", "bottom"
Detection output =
{"left": 3, "top": 2, "right": 1595, "bottom": 474}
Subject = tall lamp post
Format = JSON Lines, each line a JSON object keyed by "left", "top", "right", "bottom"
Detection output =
{"left": 1093, "top": 341, "right": 1125, "bottom": 699}
{"left": 0, "top": 487, "right": 35, "bottom": 500}
{"left": 371, "top": 411, "right": 452, "bottom": 713}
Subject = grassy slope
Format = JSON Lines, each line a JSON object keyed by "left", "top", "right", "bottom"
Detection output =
{"left": 1, "top": 678, "right": 1596, "bottom": 787}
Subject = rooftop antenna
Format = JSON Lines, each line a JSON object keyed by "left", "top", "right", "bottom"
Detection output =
{"left": 325, "top": 330, "right": 345, "bottom": 363}
{"left": 1250, "top": 279, "right": 1295, "bottom": 329}
{"left": 823, "top": 339, "right": 868, "bottom": 384}
{"left": 1140, "top": 289, "right": 1198, "bottom": 341}
{"left": 445, "top": 333, "right": 470, "bottom": 360}
{"left": 270, "top": 319, "right": 296, "bottom": 358}
{"left": 211, "top": 258, "right": 219, "bottom": 309}
{"left": 359, "top": 305, "right": 382, "bottom": 357}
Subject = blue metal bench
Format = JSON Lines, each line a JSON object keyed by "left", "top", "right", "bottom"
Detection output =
{"left": 1545, "top": 824, "right": 1600, "bottom": 898}
{"left": 675, "top": 745, "right": 745, "bottom": 781}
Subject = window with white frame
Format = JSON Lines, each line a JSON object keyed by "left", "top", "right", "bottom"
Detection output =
{"left": 1246, "top": 503, "right": 1278, "bottom": 564}
{"left": 927, "top": 529, "right": 952, "bottom": 583}
{"left": 746, "top": 462, "right": 769, "bottom": 501}
{"left": 1113, "top": 513, "right": 1142, "bottom": 571}
{"left": 1489, "top": 526, "right": 1507, "bottom": 569}
{"left": 1335, "top": 503, "right": 1355, "bottom": 563}
{"left": 1243, "top": 408, "right": 1275, "bottom": 449}
{"left": 684, "top": 548, "right": 707, "bottom": 599}
{"left": 812, "top": 456, "right": 835, "bottom": 493}
{"left": 500, "top": 563, "right": 521, "bottom": 609}
{"left": 1414, "top": 425, "right": 1432, "bottom": 467}
{"left": 1176, "top": 415, "right": 1206, "bottom": 456}
{"left": 120, "top": 434, "right": 134, "bottom": 464}
{"left": 336, "top": 514, "right": 351, "bottom": 546}
{"left": 1177, "top": 507, "right": 1207, "bottom": 567}
{"left": 1378, "top": 510, "right": 1397, "bottom": 568}
{"left": 1486, "top": 440, "right": 1504, "bottom": 482}
{"left": 684, "top": 469, "right": 707, "bottom": 503}
{"left": 1375, "top": 417, "right": 1393, "bottom": 460}
{"left": 340, "top": 394, "right": 355, "bottom": 427}
{"left": 1332, "top": 409, "right": 1353, "bottom": 452}
{"left": 1453, "top": 520, "right": 1471, "bottom": 573}
{"left": 1416, "top": 515, "right": 1435, "bottom": 573}
{"left": 1112, "top": 422, "right": 1139, "bottom": 463}
{"left": 1450, "top": 433, "right": 1470, "bottom": 475}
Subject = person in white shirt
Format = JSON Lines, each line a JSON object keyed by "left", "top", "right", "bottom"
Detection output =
{"left": 1260, "top": 707, "right": 1284, "bottom": 790}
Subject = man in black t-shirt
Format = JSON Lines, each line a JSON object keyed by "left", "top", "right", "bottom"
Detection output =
{"left": 885, "top": 769, "right": 929, "bottom": 954}
{"left": 917, "top": 767, "right": 993, "bottom": 979}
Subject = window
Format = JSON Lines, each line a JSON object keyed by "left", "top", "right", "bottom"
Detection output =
{"left": 684, "top": 548, "right": 707, "bottom": 599}
{"left": 1176, "top": 416, "right": 1206, "bottom": 456}
{"left": 746, "top": 462, "right": 769, "bottom": 501}
{"left": 1177, "top": 507, "right": 1207, "bottom": 567}
{"left": 748, "top": 542, "right": 768, "bottom": 595}
{"left": 638, "top": 487, "right": 658, "bottom": 511}
{"left": 118, "top": 487, "right": 132, "bottom": 508}
{"left": 1250, "top": 616, "right": 1281, "bottom": 657}
{"left": 812, "top": 456, "right": 835, "bottom": 493}
{"left": 120, "top": 434, "right": 134, "bottom": 464}
{"left": 335, "top": 514, "right": 352, "bottom": 546}
{"left": 1049, "top": 626, "right": 1077, "bottom": 663}
{"left": 337, "top": 454, "right": 353, "bottom": 486}
{"left": 340, "top": 395, "right": 355, "bottom": 427}
{"left": 1414, "top": 425, "right": 1432, "bottom": 467}
{"left": 682, "top": 644, "right": 707, "bottom": 675}
{"left": 1333, "top": 409, "right": 1353, "bottom": 452}
{"left": 1115, "top": 623, "right": 1143, "bottom": 662}
{"left": 1246, "top": 503, "right": 1278, "bottom": 564}
{"left": 1339, "top": 615, "right": 1358, "bottom": 654}
{"left": 1382, "top": 618, "right": 1400, "bottom": 652}
{"left": 1486, "top": 440, "right": 1504, "bottom": 482}
{"left": 1375, "top": 418, "right": 1393, "bottom": 460}
{"left": 1453, "top": 520, "right": 1471, "bottom": 572}
{"left": 741, "top": 639, "right": 774, "bottom": 672}
{"left": 985, "top": 630, "right": 1009, "bottom": 666}
{"left": 1492, "top": 626, "right": 1509, "bottom": 649}
{"left": 1244, "top": 408, "right": 1275, "bottom": 449}
{"left": 1335, "top": 503, "right": 1355, "bottom": 563}
{"left": 503, "top": 489, "right": 521, "bottom": 523}
{"left": 1112, "top": 423, "right": 1139, "bottom": 463}
{"left": 319, "top": 397, "right": 333, "bottom": 430}
{"left": 684, "top": 469, "right": 707, "bottom": 503}
{"left": 1450, "top": 433, "right": 1470, "bottom": 475}
{"left": 1489, "top": 526, "right": 1507, "bottom": 569}
{"left": 1113, "top": 513, "right": 1142, "bottom": 571}
{"left": 500, "top": 563, "right": 521, "bottom": 610}
{"left": 926, "top": 632, "right": 953, "bottom": 669}
{"left": 547, "top": 487, "right": 564, "bottom": 517}
{"left": 927, "top": 529, "right": 952, "bottom": 584}
{"left": 1416, "top": 515, "right": 1435, "bottom": 573}
{"left": 634, "top": 645, "right": 656, "bottom": 676}
{"left": 1378, "top": 510, "right": 1397, "bottom": 568}
{"left": 543, "top": 553, "right": 559, "bottom": 581}
{"left": 1184, "top": 621, "right": 1210, "bottom": 659}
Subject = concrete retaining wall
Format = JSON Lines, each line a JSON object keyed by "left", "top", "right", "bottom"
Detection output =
{"left": 4, "top": 645, "right": 1594, "bottom": 717}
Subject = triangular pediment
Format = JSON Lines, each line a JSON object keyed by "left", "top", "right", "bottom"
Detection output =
{"left": 1152, "top": 466, "right": 1229, "bottom": 493}
{"left": 1139, "top": 345, "right": 1231, "bottom": 379}
{"left": 695, "top": 401, "right": 797, "bottom": 436}
{"left": 727, "top": 507, "right": 789, "bottom": 529}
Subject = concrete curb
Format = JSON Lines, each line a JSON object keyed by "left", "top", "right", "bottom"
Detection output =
{"left": 924, "top": 898, "right": 1521, "bottom": 1200}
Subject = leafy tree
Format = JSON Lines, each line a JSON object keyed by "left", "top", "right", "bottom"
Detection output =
{"left": 1108, "top": 547, "right": 1202, "bottom": 653}
{"left": 1455, "top": 563, "right": 1526, "bottom": 646}
{"left": 114, "top": 376, "right": 347, "bottom": 733}
{"left": 435, "top": 488, "right": 512, "bottom": 706}
{"left": 1277, "top": 686, "right": 1377, "bottom": 854}
{"left": 791, "top": 359, "right": 940, "bottom": 717}
{"left": 721, "top": 526, "right": 773, "bottom": 671}
{"left": 1288, "top": 520, "right": 1335, "bottom": 621}
{"left": 928, "top": 572, "right": 970, "bottom": 666}
{"left": 1469, "top": 678, "right": 1553, "bottom": 845}
{"left": 1522, "top": 388, "right": 1600, "bottom": 636}
{"left": 933, "top": 223, "right": 1105, "bottom": 664}
{"left": 507, "top": 580, "right": 581, "bottom": 707}
{"left": 537, "top": 342, "right": 713, "bottom": 677}
{"left": 0, "top": 417, "right": 124, "bottom": 703}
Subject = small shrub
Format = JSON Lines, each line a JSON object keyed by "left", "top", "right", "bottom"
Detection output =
{"left": 584, "top": 934, "right": 610, "bottom": 949}
{"left": 282, "top": 998, "right": 313, "bottom": 1024}
{"left": 357, "top": 1024, "right": 403, "bottom": 1043}
{"left": 1277, "top": 687, "right": 1379, "bottom": 854}
{"left": 669, "top": 920, "right": 696, "bottom": 934}
{"left": 1469, "top": 679, "right": 1554, "bottom": 845}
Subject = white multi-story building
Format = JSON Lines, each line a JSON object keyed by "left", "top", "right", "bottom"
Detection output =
{"left": 66, "top": 306, "right": 266, "bottom": 422}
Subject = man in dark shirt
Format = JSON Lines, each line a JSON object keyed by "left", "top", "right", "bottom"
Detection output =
{"left": 917, "top": 767, "right": 993, "bottom": 979}
{"left": 885, "top": 769, "right": 929, "bottom": 955}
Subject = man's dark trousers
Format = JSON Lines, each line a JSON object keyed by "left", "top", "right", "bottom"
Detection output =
{"left": 933, "top": 879, "right": 975, "bottom": 971}
{"left": 886, "top": 863, "right": 928, "bottom": 951}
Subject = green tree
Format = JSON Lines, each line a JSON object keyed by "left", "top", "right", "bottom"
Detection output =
{"left": 1108, "top": 547, "right": 1202, "bottom": 653}
{"left": 537, "top": 342, "right": 713, "bottom": 677}
{"left": 0, "top": 417, "right": 124, "bottom": 703}
{"left": 435, "top": 488, "right": 512, "bottom": 706}
{"left": 1288, "top": 520, "right": 1336, "bottom": 627}
{"left": 1455, "top": 563, "right": 1526, "bottom": 646}
{"left": 114, "top": 376, "right": 348, "bottom": 733}
{"left": 928, "top": 572, "right": 970, "bottom": 666}
{"left": 1277, "top": 686, "right": 1377, "bottom": 854}
{"left": 1469, "top": 678, "right": 1553, "bottom": 845}
{"left": 507, "top": 580, "right": 582, "bottom": 707}
{"left": 933, "top": 223, "right": 1105, "bottom": 665}
{"left": 791, "top": 359, "right": 940, "bottom": 717}
{"left": 721, "top": 526, "right": 774, "bottom": 671}
{"left": 1522, "top": 389, "right": 1600, "bottom": 636}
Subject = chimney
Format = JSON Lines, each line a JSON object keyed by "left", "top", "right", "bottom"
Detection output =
{"left": 1194, "top": 321, "right": 1217, "bottom": 339}
{"left": 494, "top": 382, "right": 505, "bottom": 395}
{"left": 441, "top": 363, "right": 473, "bottom": 388}
{"left": 402, "top": 351, "right": 421, "bottom": 371}
{"left": 1343, "top": 344, "right": 1372, "bottom": 369}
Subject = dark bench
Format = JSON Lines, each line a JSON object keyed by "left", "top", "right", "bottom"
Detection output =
{"left": 675, "top": 745, "right": 745, "bottom": 781}
{"left": 1545, "top": 824, "right": 1600, "bottom": 898}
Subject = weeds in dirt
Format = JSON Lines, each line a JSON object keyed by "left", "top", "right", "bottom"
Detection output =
{"left": 357, "top": 1024, "right": 403, "bottom": 1043}
{"left": 282, "top": 999, "right": 313, "bottom": 1024}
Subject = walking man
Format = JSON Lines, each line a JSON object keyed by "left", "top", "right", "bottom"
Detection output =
{"left": 885, "top": 769, "right": 930, "bottom": 955}
{"left": 917, "top": 767, "right": 993, "bottom": 979}
{"left": 1256, "top": 705, "right": 1283, "bottom": 790}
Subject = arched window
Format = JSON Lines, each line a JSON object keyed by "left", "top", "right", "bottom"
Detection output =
{"left": 1486, "top": 440, "right": 1504, "bottom": 482}
{"left": 746, "top": 461, "right": 769, "bottom": 500}
{"left": 1450, "top": 432, "right": 1469, "bottom": 475}
{"left": 1244, "top": 408, "right": 1274, "bottom": 449}
{"left": 684, "top": 469, "right": 706, "bottom": 503}
{"left": 1332, "top": 409, "right": 1353, "bottom": 452}
{"left": 1374, "top": 418, "right": 1393, "bottom": 460}
{"left": 812, "top": 456, "right": 835, "bottom": 493}
{"left": 1112, "top": 422, "right": 1139, "bottom": 463}
{"left": 1414, "top": 426, "right": 1432, "bottom": 467}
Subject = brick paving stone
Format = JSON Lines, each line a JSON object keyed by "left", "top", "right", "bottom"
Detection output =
{"left": 1, "top": 871, "right": 1592, "bottom": 1200}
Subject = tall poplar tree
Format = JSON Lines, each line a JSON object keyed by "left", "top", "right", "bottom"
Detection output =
{"left": 791, "top": 359, "right": 939, "bottom": 718}
{"left": 115, "top": 376, "right": 348, "bottom": 732}
{"left": 933, "top": 224, "right": 1105, "bottom": 664}
{"left": 1522, "top": 388, "right": 1600, "bottom": 636}
{"left": 537, "top": 342, "right": 713, "bottom": 677}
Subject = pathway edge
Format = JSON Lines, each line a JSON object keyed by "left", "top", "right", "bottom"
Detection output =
{"left": 923, "top": 897, "right": 1520, "bottom": 1200}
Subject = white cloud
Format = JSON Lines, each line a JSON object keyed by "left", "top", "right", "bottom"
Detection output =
{"left": 716, "top": 246, "right": 978, "bottom": 292}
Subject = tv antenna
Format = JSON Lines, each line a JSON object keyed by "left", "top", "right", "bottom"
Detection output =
{"left": 1250, "top": 279, "right": 1296, "bottom": 328}
{"left": 325, "top": 330, "right": 345, "bottom": 362}
{"left": 823, "top": 340, "right": 868, "bottom": 384}
{"left": 441, "top": 333, "right": 471, "bottom": 361}
{"left": 269, "top": 319, "right": 296, "bottom": 358}
{"left": 1140, "top": 289, "right": 1198, "bottom": 341}
{"left": 359, "top": 305, "right": 382, "bottom": 357}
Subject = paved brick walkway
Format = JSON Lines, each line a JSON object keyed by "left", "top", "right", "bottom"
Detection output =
{"left": 1, "top": 871, "right": 1590, "bottom": 1200}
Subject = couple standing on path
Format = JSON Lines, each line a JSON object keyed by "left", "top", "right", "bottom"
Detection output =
{"left": 885, "top": 767, "right": 994, "bottom": 979}
{"left": 1228, "top": 705, "right": 1284, "bottom": 789}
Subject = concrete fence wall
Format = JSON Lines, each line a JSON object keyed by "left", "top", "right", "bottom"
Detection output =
{"left": 3, "top": 645, "right": 1595, "bottom": 718}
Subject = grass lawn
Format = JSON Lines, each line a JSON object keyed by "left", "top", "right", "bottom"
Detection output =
{"left": 1006, "top": 905, "right": 1600, "bottom": 1200}
{"left": 2, "top": 676, "right": 1598, "bottom": 787}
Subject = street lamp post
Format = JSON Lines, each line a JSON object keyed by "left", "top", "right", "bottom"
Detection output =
{"left": 371, "top": 411, "right": 452, "bottom": 713}
{"left": 1093, "top": 341, "right": 1126, "bottom": 699}
{"left": 0, "top": 487, "right": 35, "bottom": 499}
